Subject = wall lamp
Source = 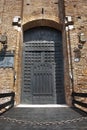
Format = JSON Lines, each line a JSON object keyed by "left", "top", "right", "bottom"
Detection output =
{"left": 79, "top": 33, "right": 86, "bottom": 43}
{"left": 0, "top": 33, "right": 7, "bottom": 44}
{"left": 73, "top": 47, "right": 81, "bottom": 62}
{"left": 78, "top": 33, "right": 86, "bottom": 49}
{"left": 12, "top": 16, "right": 21, "bottom": 31}
{"left": 0, "top": 33, "right": 7, "bottom": 51}
{"left": 12, "top": 16, "right": 21, "bottom": 27}
{"left": 74, "top": 33, "right": 86, "bottom": 62}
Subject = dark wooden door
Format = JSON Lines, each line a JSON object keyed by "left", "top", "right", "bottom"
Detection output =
{"left": 21, "top": 27, "right": 65, "bottom": 104}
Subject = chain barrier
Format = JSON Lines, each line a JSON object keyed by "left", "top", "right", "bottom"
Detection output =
{"left": 0, "top": 116, "right": 87, "bottom": 126}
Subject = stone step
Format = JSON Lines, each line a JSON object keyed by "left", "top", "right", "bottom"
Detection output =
{"left": 0, "top": 107, "right": 87, "bottom": 130}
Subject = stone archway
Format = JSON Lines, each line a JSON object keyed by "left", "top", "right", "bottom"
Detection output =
{"left": 23, "top": 19, "right": 62, "bottom": 31}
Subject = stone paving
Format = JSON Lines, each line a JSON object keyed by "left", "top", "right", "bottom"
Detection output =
{"left": 0, "top": 107, "right": 87, "bottom": 130}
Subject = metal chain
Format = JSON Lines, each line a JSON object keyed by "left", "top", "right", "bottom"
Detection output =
{"left": 0, "top": 116, "right": 87, "bottom": 126}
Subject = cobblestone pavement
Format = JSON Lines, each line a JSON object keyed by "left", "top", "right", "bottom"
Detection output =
{"left": 0, "top": 107, "right": 87, "bottom": 130}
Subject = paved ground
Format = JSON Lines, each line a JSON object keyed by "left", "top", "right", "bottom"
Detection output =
{"left": 0, "top": 107, "right": 87, "bottom": 130}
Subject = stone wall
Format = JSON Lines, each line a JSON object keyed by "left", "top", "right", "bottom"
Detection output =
{"left": 65, "top": 0, "right": 87, "bottom": 90}
{"left": 23, "top": 0, "right": 61, "bottom": 24}
{"left": 0, "top": 0, "right": 22, "bottom": 104}
{"left": 65, "top": 0, "right": 87, "bottom": 110}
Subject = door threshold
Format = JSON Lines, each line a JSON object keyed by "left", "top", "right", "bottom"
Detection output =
{"left": 16, "top": 104, "right": 68, "bottom": 108}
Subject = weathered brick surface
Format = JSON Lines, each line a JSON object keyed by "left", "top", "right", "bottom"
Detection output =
{"left": 0, "top": 0, "right": 22, "bottom": 104}
{"left": 65, "top": 1, "right": 87, "bottom": 89}
{"left": 23, "top": 0, "right": 61, "bottom": 24}
{"left": 65, "top": 0, "right": 87, "bottom": 110}
{"left": 0, "top": 0, "right": 87, "bottom": 108}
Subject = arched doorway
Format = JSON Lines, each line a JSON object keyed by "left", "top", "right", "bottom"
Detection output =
{"left": 21, "top": 26, "right": 65, "bottom": 104}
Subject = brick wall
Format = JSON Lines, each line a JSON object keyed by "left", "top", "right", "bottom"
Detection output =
{"left": 23, "top": 0, "right": 60, "bottom": 24}
{"left": 65, "top": 0, "right": 87, "bottom": 110}
{"left": 0, "top": 0, "right": 22, "bottom": 104}
{"left": 65, "top": 0, "right": 87, "bottom": 90}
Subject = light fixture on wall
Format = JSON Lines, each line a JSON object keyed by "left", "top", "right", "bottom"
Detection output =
{"left": 73, "top": 47, "right": 81, "bottom": 62}
{"left": 0, "top": 33, "right": 7, "bottom": 52}
{"left": 0, "top": 33, "right": 7, "bottom": 44}
{"left": 78, "top": 33, "right": 86, "bottom": 43}
{"left": 12, "top": 16, "right": 21, "bottom": 26}
{"left": 12, "top": 16, "right": 21, "bottom": 31}
{"left": 73, "top": 32, "right": 86, "bottom": 62}
{"left": 77, "top": 33, "right": 86, "bottom": 50}
{"left": 65, "top": 16, "right": 74, "bottom": 30}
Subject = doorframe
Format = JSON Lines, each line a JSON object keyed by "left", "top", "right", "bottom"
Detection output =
{"left": 18, "top": 19, "right": 71, "bottom": 106}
